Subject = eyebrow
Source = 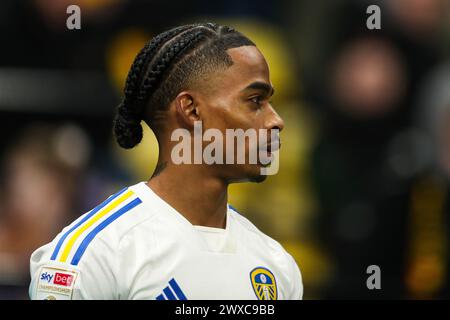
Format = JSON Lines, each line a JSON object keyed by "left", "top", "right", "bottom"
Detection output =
{"left": 242, "top": 81, "right": 275, "bottom": 97}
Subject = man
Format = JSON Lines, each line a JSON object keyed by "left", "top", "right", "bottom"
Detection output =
{"left": 29, "top": 23, "right": 303, "bottom": 300}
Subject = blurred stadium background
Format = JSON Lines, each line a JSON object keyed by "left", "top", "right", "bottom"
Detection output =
{"left": 1, "top": 0, "right": 450, "bottom": 299}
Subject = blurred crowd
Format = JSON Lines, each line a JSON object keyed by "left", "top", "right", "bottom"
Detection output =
{"left": 1, "top": 0, "right": 450, "bottom": 299}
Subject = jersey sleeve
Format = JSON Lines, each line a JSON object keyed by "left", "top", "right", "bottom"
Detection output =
{"left": 29, "top": 235, "right": 118, "bottom": 300}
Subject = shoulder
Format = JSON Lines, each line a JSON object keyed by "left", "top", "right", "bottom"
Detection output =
{"left": 31, "top": 182, "right": 160, "bottom": 273}
{"left": 29, "top": 182, "right": 161, "bottom": 299}
{"left": 56, "top": 184, "right": 155, "bottom": 264}
{"left": 228, "top": 205, "right": 295, "bottom": 265}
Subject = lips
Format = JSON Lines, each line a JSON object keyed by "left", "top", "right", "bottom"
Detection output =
{"left": 270, "top": 140, "right": 281, "bottom": 152}
{"left": 260, "top": 139, "right": 281, "bottom": 154}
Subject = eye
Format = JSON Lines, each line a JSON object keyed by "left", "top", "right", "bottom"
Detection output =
{"left": 250, "top": 96, "right": 263, "bottom": 106}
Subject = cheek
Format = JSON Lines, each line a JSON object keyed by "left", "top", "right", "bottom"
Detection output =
{"left": 203, "top": 97, "right": 245, "bottom": 130}
{"left": 203, "top": 108, "right": 228, "bottom": 131}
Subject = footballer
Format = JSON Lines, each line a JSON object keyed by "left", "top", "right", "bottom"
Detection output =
{"left": 29, "top": 23, "right": 303, "bottom": 300}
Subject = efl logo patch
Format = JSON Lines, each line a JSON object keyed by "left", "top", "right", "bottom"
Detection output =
{"left": 35, "top": 267, "right": 78, "bottom": 300}
{"left": 250, "top": 267, "right": 277, "bottom": 300}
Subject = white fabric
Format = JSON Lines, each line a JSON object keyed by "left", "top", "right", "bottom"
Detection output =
{"left": 29, "top": 182, "right": 303, "bottom": 300}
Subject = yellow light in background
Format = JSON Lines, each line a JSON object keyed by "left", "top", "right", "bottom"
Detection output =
{"left": 281, "top": 239, "right": 333, "bottom": 298}
{"left": 106, "top": 28, "right": 150, "bottom": 92}
{"left": 406, "top": 177, "right": 447, "bottom": 298}
{"left": 113, "top": 122, "right": 159, "bottom": 181}
{"left": 211, "top": 18, "right": 300, "bottom": 102}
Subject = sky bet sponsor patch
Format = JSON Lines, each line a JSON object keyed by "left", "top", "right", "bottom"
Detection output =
{"left": 35, "top": 267, "right": 78, "bottom": 300}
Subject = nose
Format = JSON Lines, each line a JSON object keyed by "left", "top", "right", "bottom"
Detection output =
{"left": 266, "top": 106, "right": 285, "bottom": 132}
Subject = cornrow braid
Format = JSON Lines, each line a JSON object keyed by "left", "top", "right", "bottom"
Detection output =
{"left": 124, "top": 24, "right": 194, "bottom": 102}
{"left": 114, "top": 23, "right": 255, "bottom": 149}
{"left": 135, "top": 30, "right": 207, "bottom": 103}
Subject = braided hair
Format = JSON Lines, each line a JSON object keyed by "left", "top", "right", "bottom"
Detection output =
{"left": 114, "top": 23, "right": 255, "bottom": 149}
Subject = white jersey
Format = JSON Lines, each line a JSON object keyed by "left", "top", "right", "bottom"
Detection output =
{"left": 29, "top": 182, "right": 303, "bottom": 300}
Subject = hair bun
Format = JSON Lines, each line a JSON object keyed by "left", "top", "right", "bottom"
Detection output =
{"left": 113, "top": 101, "right": 143, "bottom": 149}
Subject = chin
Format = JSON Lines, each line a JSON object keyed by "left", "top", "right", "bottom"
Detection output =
{"left": 224, "top": 166, "right": 268, "bottom": 184}
{"left": 247, "top": 172, "right": 267, "bottom": 183}
{"left": 242, "top": 165, "right": 268, "bottom": 183}
{"left": 248, "top": 175, "right": 267, "bottom": 183}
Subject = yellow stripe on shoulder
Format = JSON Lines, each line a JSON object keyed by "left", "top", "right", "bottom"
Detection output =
{"left": 59, "top": 189, "right": 135, "bottom": 263}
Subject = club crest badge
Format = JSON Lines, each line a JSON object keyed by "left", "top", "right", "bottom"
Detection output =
{"left": 250, "top": 267, "right": 277, "bottom": 300}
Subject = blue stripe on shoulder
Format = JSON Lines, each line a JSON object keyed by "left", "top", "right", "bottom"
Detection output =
{"left": 70, "top": 197, "right": 142, "bottom": 266}
{"left": 50, "top": 187, "right": 128, "bottom": 261}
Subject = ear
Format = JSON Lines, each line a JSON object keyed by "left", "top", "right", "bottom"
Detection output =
{"left": 174, "top": 91, "right": 201, "bottom": 128}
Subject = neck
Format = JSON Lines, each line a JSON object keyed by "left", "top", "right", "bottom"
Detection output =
{"left": 146, "top": 161, "right": 228, "bottom": 229}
